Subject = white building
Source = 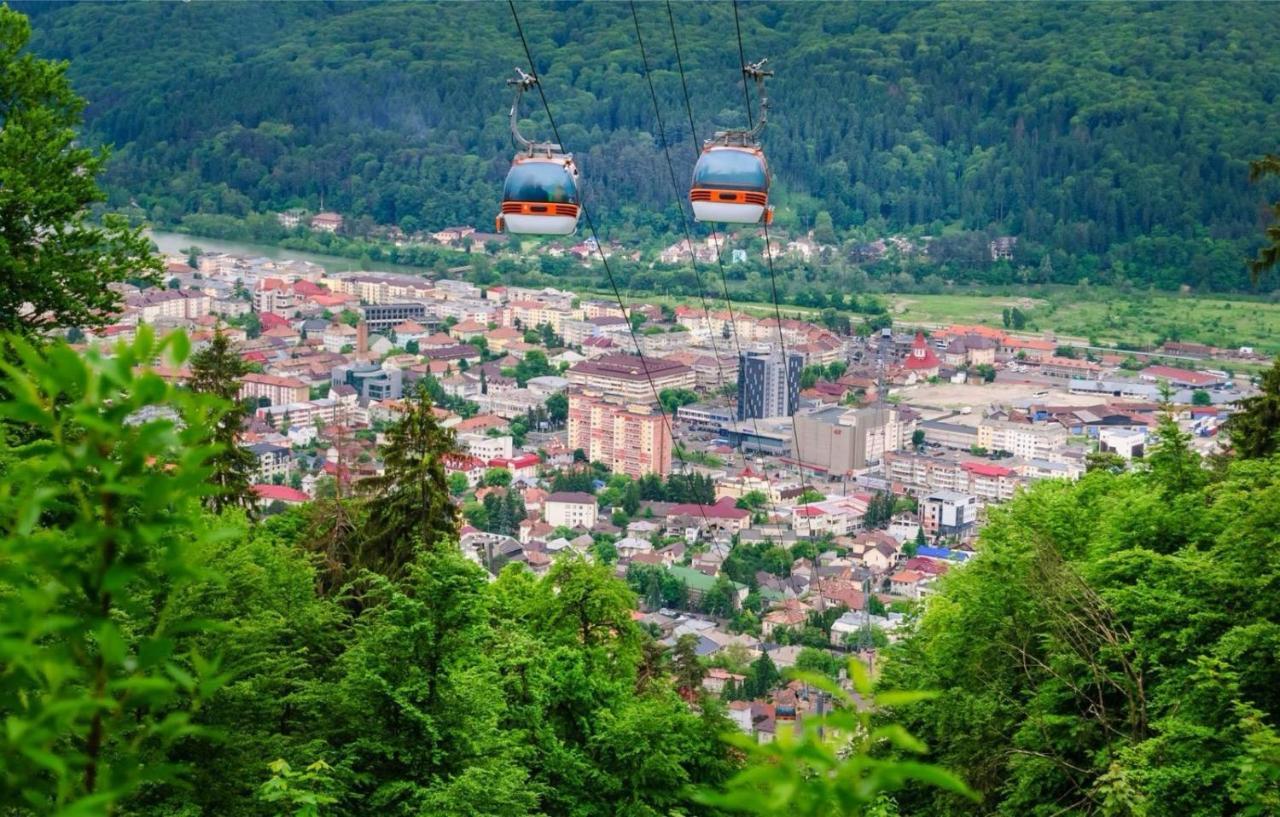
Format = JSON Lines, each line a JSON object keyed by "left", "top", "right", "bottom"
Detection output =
{"left": 544, "top": 491, "right": 599, "bottom": 529}
{"left": 460, "top": 433, "right": 514, "bottom": 461}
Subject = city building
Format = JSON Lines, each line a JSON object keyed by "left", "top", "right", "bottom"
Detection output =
{"left": 977, "top": 417, "right": 1068, "bottom": 459}
{"left": 239, "top": 373, "right": 310, "bottom": 407}
{"left": 793, "top": 405, "right": 905, "bottom": 476}
{"left": 310, "top": 212, "right": 344, "bottom": 233}
{"left": 1098, "top": 427, "right": 1147, "bottom": 460}
{"left": 920, "top": 491, "right": 978, "bottom": 538}
{"left": 676, "top": 403, "right": 736, "bottom": 432}
{"left": 331, "top": 362, "right": 403, "bottom": 402}
{"left": 459, "top": 433, "right": 514, "bottom": 461}
{"left": 357, "top": 303, "right": 432, "bottom": 334}
{"left": 246, "top": 442, "right": 291, "bottom": 482}
{"left": 567, "top": 390, "right": 672, "bottom": 477}
{"left": 566, "top": 354, "right": 695, "bottom": 404}
{"left": 544, "top": 491, "right": 599, "bottom": 529}
{"left": 737, "top": 348, "right": 803, "bottom": 421}
{"left": 903, "top": 332, "right": 941, "bottom": 379}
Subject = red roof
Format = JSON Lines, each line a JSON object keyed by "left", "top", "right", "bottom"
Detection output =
{"left": 293, "top": 280, "right": 327, "bottom": 296}
{"left": 259, "top": 312, "right": 290, "bottom": 330}
{"left": 962, "top": 461, "right": 1015, "bottom": 478}
{"left": 793, "top": 505, "right": 826, "bottom": 517}
{"left": 1140, "top": 365, "right": 1221, "bottom": 386}
{"left": 668, "top": 496, "right": 749, "bottom": 520}
{"left": 442, "top": 453, "right": 487, "bottom": 471}
{"left": 252, "top": 484, "right": 309, "bottom": 503}
{"left": 490, "top": 453, "right": 541, "bottom": 469}
{"left": 905, "top": 332, "right": 941, "bottom": 370}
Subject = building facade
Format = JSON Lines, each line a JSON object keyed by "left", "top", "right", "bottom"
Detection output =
{"left": 567, "top": 390, "right": 672, "bottom": 477}
{"left": 239, "top": 373, "right": 310, "bottom": 407}
{"left": 737, "top": 348, "right": 803, "bottom": 421}
{"left": 793, "top": 405, "right": 905, "bottom": 475}
{"left": 566, "top": 354, "right": 695, "bottom": 404}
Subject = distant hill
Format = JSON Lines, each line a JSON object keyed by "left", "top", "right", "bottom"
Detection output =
{"left": 20, "top": 1, "right": 1280, "bottom": 291}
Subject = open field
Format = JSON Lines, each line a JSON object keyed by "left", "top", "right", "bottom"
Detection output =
{"left": 889, "top": 291, "right": 1280, "bottom": 354}
{"left": 895, "top": 381, "right": 1105, "bottom": 411}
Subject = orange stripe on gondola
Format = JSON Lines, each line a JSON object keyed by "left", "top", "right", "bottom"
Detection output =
{"left": 501, "top": 201, "right": 580, "bottom": 217}
{"left": 689, "top": 188, "right": 769, "bottom": 206}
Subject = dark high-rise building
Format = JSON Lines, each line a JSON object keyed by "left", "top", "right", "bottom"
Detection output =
{"left": 737, "top": 348, "right": 803, "bottom": 420}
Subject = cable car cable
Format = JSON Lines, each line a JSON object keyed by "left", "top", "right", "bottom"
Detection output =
{"left": 627, "top": 1, "right": 730, "bottom": 415}
{"left": 664, "top": 0, "right": 787, "bottom": 525}
{"left": 507, "top": 0, "right": 715, "bottom": 530}
{"left": 731, "top": 0, "right": 755, "bottom": 131}
{"left": 726, "top": 0, "right": 816, "bottom": 497}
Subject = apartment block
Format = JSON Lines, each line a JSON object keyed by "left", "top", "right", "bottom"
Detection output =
{"left": 566, "top": 354, "right": 695, "bottom": 404}
{"left": 240, "top": 373, "right": 310, "bottom": 407}
{"left": 977, "top": 418, "right": 1068, "bottom": 460}
{"left": 567, "top": 391, "right": 672, "bottom": 477}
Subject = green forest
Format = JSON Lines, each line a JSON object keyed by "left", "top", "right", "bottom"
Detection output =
{"left": 18, "top": 1, "right": 1280, "bottom": 291}
{"left": 5, "top": 3, "right": 1280, "bottom": 815}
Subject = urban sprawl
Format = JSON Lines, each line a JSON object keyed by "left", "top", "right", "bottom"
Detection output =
{"left": 93, "top": 222, "right": 1261, "bottom": 740}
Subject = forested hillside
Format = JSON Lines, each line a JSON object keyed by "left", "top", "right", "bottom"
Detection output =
{"left": 880, "top": 415, "right": 1280, "bottom": 815}
{"left": 20, "top": 1, "right": 1280, "bottom": 291}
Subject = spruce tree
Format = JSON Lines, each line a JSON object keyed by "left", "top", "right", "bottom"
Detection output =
{"left": 188, "top": 328, "right": 257, "bottom": 512}
{"left": 359, "top": 382, "right": 459, "bottom": 578}
{"left": 1224, "top": 356, "right": 1280, "bottom": 459}
{"left": 0, "top": 8, "right": 160, "bottom": 337}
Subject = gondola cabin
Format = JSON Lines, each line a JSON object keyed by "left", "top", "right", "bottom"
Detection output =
{"left": 690, "top": 144, "right": 772, "bottom": 225}
{"left": 497, "top": 154, "right": 581, "bottom": 236}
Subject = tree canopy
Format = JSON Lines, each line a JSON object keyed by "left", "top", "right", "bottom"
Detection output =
{"left": 18, "top": 1, "right": 1280, "bottom": 292}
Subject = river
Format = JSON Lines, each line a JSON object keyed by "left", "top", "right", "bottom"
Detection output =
{"left": 147, "top": 230, "right": 430, "bottom": 276}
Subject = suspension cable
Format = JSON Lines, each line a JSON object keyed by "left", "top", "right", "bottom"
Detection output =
{"left": 662, "top": 0, "right": 786, "bottom": 524}
{"left": 507, "top": 0, "right": 715, "bottom": 528}
{"left": 725, "top": 0, "right": 814, "bottom": 495}
{"left": 627, "top": 2, "right": 730, "bottom": 423}
{"left": 731, "top": 0, "right": 755, "bottom": 130}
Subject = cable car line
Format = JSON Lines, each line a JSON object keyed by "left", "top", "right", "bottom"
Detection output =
{"left": 506, "top": 0, "right": 715, "bottom": 530}
{"left": 626, "top": 1, "right": 730, "bottom": 417}
{"left": 731, "top": 0, "right": 755, "bottom": 130}
{"left": 662, "top": 0, "right": 786, "bottom": 525}
{"left": 725, "top": 0, "right": 815, "bottom": 496}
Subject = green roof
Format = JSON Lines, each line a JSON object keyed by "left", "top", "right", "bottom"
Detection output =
{"left": 667, "top": 565, "right": 745, "bottom": 593}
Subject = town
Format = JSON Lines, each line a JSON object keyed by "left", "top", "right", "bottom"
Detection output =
{"left": 88, "top": 221, "right": 1257, "bottom": 742}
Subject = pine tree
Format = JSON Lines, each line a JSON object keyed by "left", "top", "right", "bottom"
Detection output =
{"left": 673, "top": 634, "right": 707, "bottom": 703}
{"left": 1224, "top": 356, "right": 1280, "bottom": 459}
{"left": 188, "top": 328, "right": 257, "bottom": 512}
{"left": 358, "top": 382, "right": 459, "bottom": 579}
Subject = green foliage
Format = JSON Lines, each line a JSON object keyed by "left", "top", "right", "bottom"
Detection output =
{"left": 20, "top": 3, "right": 1280, "bottom": 291}
{"left": 481, "top": 467, "right": 513, "bottom": 488}
{"left": 659, "top": 387, "right": 699, "bottom": 415}
{"left": 0, "top": 7, "right": 160, "bottom": 336}
{"left": 1250, "top": 154, "right": 1280, "bottom": 283}
{"left": 794, "top": 647, "right": 842, "bottom": 681}
{"left": 0, "top": 329, "right": 231, "bottom": 814}
{"left": 356, "top": 383, "right": 458, "bottom": 580}
{"left": 863, "top": 491, "right": 897, "bottom": 529}
{"left": 189, "top": 327, "right": 258, "bottom": 512}
{"left": 1224, "top": 355, "right": 1280, "bottom": 459}
{"left": 545, "top": 390, "right": 568, "bottom": 424}
{"left": 880, "top": 448, "right": 1280, "bottom": 816}
{"left": 698, "top": 661, "right": 976, "bottom": 816}
{"left": 258, "top": 759, "right": 340, "bottom": 817}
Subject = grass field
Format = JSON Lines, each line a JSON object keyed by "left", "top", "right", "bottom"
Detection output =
{"left": 890, "top": 291, "right": 1280, "bottom": 354}
{"left": 580, "top": 286, "right": 1280, "bottom": 357}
